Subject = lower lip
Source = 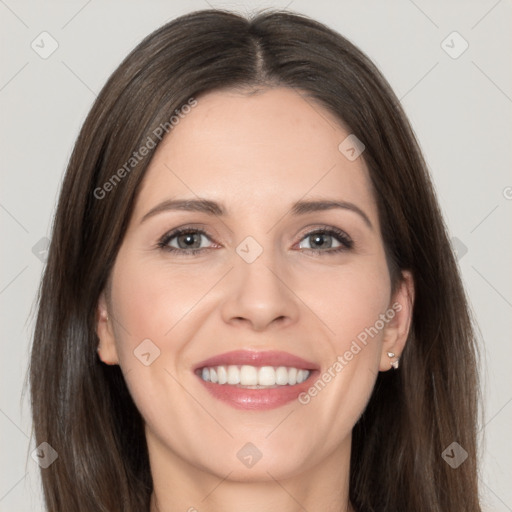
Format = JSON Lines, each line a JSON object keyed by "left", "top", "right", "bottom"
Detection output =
{"left": 195, "top": 370, "right": 318, "bottom": 410}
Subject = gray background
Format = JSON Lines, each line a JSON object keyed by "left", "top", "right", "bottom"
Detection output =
{"left": 1, "top": 0, "right": 511, "bottom": 510}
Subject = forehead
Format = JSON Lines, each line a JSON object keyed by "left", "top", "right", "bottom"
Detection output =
{"left": 133, "top": 87, "right": 378, "bottom": 224}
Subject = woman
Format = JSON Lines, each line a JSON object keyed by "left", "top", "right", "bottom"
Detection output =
{"left": 30, "top": 8, "right": 483, "bottom": 511}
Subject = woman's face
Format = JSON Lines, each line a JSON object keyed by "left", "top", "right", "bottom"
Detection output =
{"left": 97, "top": 87, "right": 413, "bottom": 484}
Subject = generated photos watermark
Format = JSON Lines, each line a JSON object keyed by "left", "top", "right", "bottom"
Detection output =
{"left": 93, "top": 97, "right": 198, "bottom": 200}
{"left": 298, "top": 301, "right": 402, "bottom": 405}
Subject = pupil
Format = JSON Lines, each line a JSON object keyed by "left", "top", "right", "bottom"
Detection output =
{"left": 312, "top": 234, "right": 331, "bottom": 249}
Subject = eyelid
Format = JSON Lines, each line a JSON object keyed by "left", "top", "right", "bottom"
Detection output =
{"left": 296, "top": 224, "right": 352, "bottom": 242}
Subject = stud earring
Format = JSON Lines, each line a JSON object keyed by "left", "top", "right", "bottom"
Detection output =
{"left": 387, "top": 351, "right": 400, "bottom": 370}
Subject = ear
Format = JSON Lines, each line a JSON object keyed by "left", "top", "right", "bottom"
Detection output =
{"left": 379, "top": 270, "right": 414, "bottom": 372}
{"left": 96, "top": 290, "right": 119, "bottom": 365}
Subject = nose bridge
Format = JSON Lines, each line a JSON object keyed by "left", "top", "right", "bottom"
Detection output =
{"left": 237, "top": 235, "right": 281, "bottom": 292}
{"left": 220, "top": 232, "right": 299, "bottom": 330}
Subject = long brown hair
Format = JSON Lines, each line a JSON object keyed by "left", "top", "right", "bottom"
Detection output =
{"left": 29, "top": 8, "right": 483, "bottom": 511}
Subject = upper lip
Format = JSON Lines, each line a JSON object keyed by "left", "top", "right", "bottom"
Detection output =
{"left": 193, "top": 350, "right": 320, "bottom": 371}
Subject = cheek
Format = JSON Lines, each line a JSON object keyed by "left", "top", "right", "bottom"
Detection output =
{"left": 301, "top": 255, "right": 391, "bottom": 354}
{"left": 110, "top": 255, "right": 207, "bottom": 355}
{"left": 332, "top": 273, "right": 390, "bottom": 352}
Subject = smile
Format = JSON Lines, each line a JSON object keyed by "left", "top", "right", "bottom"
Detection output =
{"left": 197, "top": 364, "right": 311, "bottom": 388}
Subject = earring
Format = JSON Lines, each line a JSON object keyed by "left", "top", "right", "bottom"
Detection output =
{"left": 387, "top": 351, "right": 400, "bottom": 370}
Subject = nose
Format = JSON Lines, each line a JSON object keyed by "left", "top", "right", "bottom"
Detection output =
{"left": 220, "top": 246, "right": 300, "bottom": 332}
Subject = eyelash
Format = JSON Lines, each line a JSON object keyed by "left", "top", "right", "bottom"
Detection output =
{"left": 156, "top": 225, "right": 354, "bottom": 256}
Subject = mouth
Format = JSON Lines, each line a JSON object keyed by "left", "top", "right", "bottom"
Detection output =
{"left": 192, "top": 350, "right": 319, "bottom": 410}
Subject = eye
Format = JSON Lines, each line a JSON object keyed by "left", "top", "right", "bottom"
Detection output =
{"left": 297, "top": 226, "right": 353, "bottom": 254}
{"left": 157, "top": 227, "right": 215, "bottom": 255}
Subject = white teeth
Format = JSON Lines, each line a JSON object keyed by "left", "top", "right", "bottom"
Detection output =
{"left": 217, "top": 365, "right": 227, "bottom": 385}
{"left": 258, "top": 366, "right": 276, "bottom": 386}
{"left": 275, "top": 366, "right": 289, "bottom": 385}
{"left": 227, "top": 365, "right": 240, "bottom": 384}
{"left": 298, "top": 369, "right": 308, "bottom": 383}
{"left": 198, "top": 364, "right": 311, "bottom": 387}
{"left": 240, "top": 365, "right": 258, "bottom": 385}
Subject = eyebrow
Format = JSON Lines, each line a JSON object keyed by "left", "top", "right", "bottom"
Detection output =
{"left": 140, "top": 198, "right": 373, "bottom": 230}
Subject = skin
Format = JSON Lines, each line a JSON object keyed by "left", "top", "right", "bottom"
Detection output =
{"left": 96, "top": 87, "right": 414, "bottom": 512}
